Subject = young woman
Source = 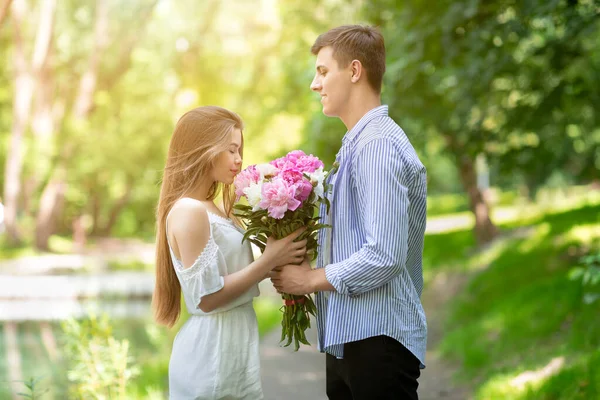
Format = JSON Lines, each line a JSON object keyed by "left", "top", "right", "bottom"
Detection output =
{"left": 153, "top": 106, "right": 306, "bottom": 399}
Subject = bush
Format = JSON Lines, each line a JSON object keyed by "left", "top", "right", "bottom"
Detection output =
{"left": 61, "top": 314, "right": 139, "bottom": 399}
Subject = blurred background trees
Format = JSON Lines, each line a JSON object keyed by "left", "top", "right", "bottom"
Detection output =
{"left": 1, "top": 0, "right": 599, "bottom": 398}
{"left": 2, "top": 0, "right": 597, "bottom": 249}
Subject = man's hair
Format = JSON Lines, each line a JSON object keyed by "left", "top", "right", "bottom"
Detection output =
{"left": 311, "top": 25, "right": 386, "bottom": 93}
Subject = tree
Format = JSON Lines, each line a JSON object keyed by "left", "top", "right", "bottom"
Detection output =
{"left": 490, "top": 0, "right": 600, "bottom": 193}
{"left": 2, "top": 0, "right": 160, "bottom": 249}
{"left": 3, "top": 0, "right": 56, "bottom": 245}
{"left": 364, "top": 0, "right": 599, "bottom": 244}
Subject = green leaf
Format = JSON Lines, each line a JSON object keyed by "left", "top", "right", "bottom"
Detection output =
{"left": 569, "top": 267, "right": 585, "bottom": 280}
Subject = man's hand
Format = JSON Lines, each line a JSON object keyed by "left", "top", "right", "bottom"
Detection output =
{"left": 270, "top": 259, "right": 313, "bottom": 295}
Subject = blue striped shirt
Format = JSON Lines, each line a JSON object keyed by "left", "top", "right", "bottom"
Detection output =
{"left": 316, "top": 105, "right": 428, "bottom": 367}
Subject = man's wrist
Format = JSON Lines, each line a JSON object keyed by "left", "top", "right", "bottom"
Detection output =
{"left": 309, "top": 268, "right": 335, "bottom": 293}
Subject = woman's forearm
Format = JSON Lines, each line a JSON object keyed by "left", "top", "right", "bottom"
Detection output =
{"left": 198, "top": 257, "right": 270, "bottom": 313}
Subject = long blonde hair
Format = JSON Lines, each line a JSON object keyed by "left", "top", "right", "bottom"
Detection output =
{"left": 153, "top": 106, "right": 244, "bottom": 327}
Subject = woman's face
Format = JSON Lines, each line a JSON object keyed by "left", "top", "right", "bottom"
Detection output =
{"left": 211, "top": 128, "right": 243, "bottom": 185}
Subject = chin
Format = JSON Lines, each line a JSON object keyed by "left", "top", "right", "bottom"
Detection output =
{"left": 215, "top": 177, "right": 234, "bottom": 186}
{"left": 321, "top": 105, "right": 337, "bottom": 117}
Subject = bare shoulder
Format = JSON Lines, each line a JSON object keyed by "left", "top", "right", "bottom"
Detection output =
{"left": 168, "top": 198, "right": 210, "bottom": 241}
{"left": 167, "top": 198, "right": 212, "bottom": 267}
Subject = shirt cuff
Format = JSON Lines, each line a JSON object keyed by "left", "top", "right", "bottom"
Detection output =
{"left": 325, "top": 262, "right": 350, "bottom": 296}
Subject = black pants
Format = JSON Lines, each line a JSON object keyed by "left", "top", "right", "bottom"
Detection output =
{"left": 326, "top": 335, "right": 421, "bottom": 400}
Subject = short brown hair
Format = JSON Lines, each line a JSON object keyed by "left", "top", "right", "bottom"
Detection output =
{"left": 311, "top": 25, "right": 386, "bottom": 93}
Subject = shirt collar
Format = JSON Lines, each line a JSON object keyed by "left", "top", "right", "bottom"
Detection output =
{"left": 342, "top": 105, "right": 388, "bottom": 144}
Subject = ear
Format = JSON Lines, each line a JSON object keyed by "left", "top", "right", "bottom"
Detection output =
{"left": 350, "top": 60, "right": 363, "bottom": 83}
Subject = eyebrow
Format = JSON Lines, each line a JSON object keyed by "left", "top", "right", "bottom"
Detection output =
{"left": 230, "top": 143, "right": 241, "bottom": 148}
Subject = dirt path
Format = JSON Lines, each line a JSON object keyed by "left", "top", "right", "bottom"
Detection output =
{"left": 259, "top": 273, "right": 474, "bottom": 400}
{"left": 418, "top": 272, "right": 473, "bottom": 400}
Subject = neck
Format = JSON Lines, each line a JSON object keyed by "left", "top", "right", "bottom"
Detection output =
{"left": 339, "top": 89, "right": 381, "bottom": 131}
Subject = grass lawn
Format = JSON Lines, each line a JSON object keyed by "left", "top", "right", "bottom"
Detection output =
{"left": 426, "top": 200, "right": 600, "bottom": 399}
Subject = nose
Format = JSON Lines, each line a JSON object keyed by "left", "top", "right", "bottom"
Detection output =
{"left": 310, "top": 76, "right": 321, "bottom": 92}
{"left": 235, "top": 156, "right": 242, "bottom": 166}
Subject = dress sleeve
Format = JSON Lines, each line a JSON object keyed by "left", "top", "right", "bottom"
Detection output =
{"left": 175, "top": 236, "right": 224, "bottom": 308}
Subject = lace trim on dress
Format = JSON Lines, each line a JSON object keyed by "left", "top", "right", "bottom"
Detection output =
{"left": 174, "top": 237, "right": 219, "bottom": 282}
{"left": 206, "top": 211, "right": 233, "bottom": 224}
{"left": 207, "top": 212, "right": 245, "bottom": 234}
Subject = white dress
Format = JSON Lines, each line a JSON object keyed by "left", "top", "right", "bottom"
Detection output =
{"left": 167, "top": 211, "right": 263, "bottom": 400}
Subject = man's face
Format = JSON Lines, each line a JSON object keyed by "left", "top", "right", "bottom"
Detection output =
{"left": 310, "top": 46, "right": 352, "bottom": 117}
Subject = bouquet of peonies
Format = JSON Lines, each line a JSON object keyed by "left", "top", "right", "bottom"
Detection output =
{"left": 233, "top": 150, "right": 333, "bottom": 350}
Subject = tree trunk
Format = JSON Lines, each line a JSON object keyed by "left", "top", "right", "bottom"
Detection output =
{"left": 4, "top": 0, "right": 55, "bottom": 245}
{"left": 90, "top": 189, "right": 102, "bottom": 235}
{"left": 0, "top": 0, "right": 12, "bottom": 28}
{"left": 72, "top": 215, "right": 87, "bottom": 253}
{"left": 34, "top": 0, "right": 107, "bottom": 250}
{"left": 34, "top": 166, "right": 66, "bottom": 251}
{"left": 458, "top": 155, "right": 498, "bottom": 245}
{"left": 72, "top": 0, "right": 108, "bottom": 119}
{"left": 32, "top": 0, "right": 158, "bottom": 249}
{"left": 4, "top": 0, "right": 31, "bottom": 244}
{"left": 98, "top": 180, "right": 134, "bottom": 236}
{"left": 28, "top": 50, "right": 56, "bottom": 213}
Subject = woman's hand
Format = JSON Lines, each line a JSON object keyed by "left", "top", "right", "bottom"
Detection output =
{"left": 261, "top": 228, "right": 307, "bottom": 269}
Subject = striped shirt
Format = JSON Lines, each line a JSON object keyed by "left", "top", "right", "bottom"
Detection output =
{"left": 316, "top": 105, "right": 428, "bottom": 367}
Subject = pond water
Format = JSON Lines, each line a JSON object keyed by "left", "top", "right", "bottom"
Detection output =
{"left": 0, "top": 270, "right": 167, "bottom": 399}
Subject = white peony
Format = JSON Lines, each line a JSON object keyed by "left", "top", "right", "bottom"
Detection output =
{"left": 243, "top": 182, "right": 263, "bottom": 211}
{"left": 308, "top": 167, "right": 325, "bottom": 199}
{"left": 255, "top": 163, "right": 279, "bottom": 178}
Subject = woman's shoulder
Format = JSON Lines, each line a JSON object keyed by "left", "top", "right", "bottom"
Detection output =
{"left": 168, "top": 198, "right": 211, "bottom": 237}
{"left": 167, "top": 198, "right": 214, "bottom": 268}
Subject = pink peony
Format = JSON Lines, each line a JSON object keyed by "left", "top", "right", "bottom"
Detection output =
{"left": 295, "top": 179, "right": 313, "bottom": 202}
{"left": 258, "top": 177, "right": 301, "bottom": 219}
{"left": 279, "top": 168, "right": 303, "bottom": 185}
{"left": 234, "top": 165, "right": 260, "bottom": 200}
{"left": 270, "top": 157, "right": 295, "bottom": 171}
{"left": 270, "top": 150, "right": 306, "bottom": 170}
{"left": 295, "top": 154, "right": 324, "bottom": 173}
{"left": 278, "top": 165, "right": 313, "bottom": 203}
{"left": 271, "top": 151, "right": 324, "bottom": 174}
{"left": 286, "top": 150, "right": 307, "bottom": 160}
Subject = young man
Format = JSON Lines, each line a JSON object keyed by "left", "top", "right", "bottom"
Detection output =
{"left": 270, "top": 25, "right": 427, "bottom": 399}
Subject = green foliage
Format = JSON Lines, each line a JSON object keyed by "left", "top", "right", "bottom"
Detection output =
{"left": 432, "top": 202, "right": 600, "bottom": 398}
{"left": 2, "top": 0, "right": 600, "bottom": 245}
{"left": 364, "top": 0, "right": 600, "bottom": 194}
{"left": 254, "top": 297, "right": 285, "bottom": 337}
{"left": 61, "top": 314, "right": 140, "bottom": 399}
{"left": 427, "top": 193, "right": 470, "bottom": 216}
{"left": 569, "top": 249, "right": 600, "bottom": 305}
{"left": 106, "top": 259, "right": 153, "bottom": 272}
{"left": 0, "top": 303, "right": 282, "bottom": 399}
{"left": 15, "top": 376, "right": 49, "bottom": 399}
